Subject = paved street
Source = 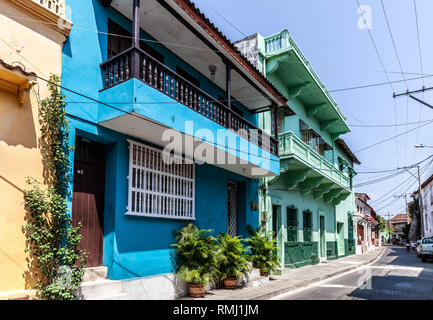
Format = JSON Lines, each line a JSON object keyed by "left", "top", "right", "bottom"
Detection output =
{"left": 273, "top": 245, "right": 433, "bottom": 300}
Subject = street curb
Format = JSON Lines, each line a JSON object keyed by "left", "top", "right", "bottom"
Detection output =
{"left": 246, "top": 247, "right": 387, "bottom": 300}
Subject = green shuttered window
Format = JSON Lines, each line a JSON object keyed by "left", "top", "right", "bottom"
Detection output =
{"left": 303, "top": 210, "right": 313, "bottom": 242}
{"left": 286, "top": 206, "right": 298, "bottom": 242}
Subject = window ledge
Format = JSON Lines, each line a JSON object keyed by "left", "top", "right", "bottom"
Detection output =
{"left": 125, "top": 211, "right": 196, "bottom": 221}
{"left": 0, "top": 59, "right": 37, "bottom": 104}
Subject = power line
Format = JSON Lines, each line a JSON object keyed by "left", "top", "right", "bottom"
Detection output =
{"left": 327, "top": 74, "right": 433, "bottom": 94}
{"left": 413, "top": 0, "right": 424, "bottom": 88}
{"left": 380, "top": 0, "right": 408, "bottom": 89}
{"left": 354, "top": 170, "right": 406, "bottom": 188}
{"left": 370, "top": 160, "right": 430, "bottom": 210}
{"left": 356, "top": 153, "right": 433, "bottom": 175}
{"left": 393, "top": 85, "right": 433, "bottom": 98}
{"left": 379, "top": 0, "right": 406, "bottom": 168}
{"left": 413, "top": 0, "right": 425, "bottom": 163}
{"left": 355, "top": 0, "right": 395, "bottom": 92}
{"left": 355, "top": 157, "right": 431, "bottom": 187}
{"left": 4, "top": 11, "right": 433, "bottom": 101}
{"left": 371, "top": 157, "right": 433, "bottom": 208}
{"left": 353, "top": 119, "right": 433, "bottom": 154}
{"left": 348, "top": 118, "right": 433, "bottom": 128}
{"left": 346, "top": 111, "right": 408, "bottom": 151}
{"left": 373, "top": 159, "right": 432, "bottom": 212}
{"left": 63, "top": 72, "right": 433, "bottom": 106}
{"left": 37, "top": 75, "right": 282, "bottom": 163}
{"left": 202, "top": 2, "right": 247, "bottom": 38}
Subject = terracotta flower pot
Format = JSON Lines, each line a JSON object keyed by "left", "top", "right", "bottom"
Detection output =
{"left": 188, "top": 283, "right": 205, "bottom": 298}
{"left": 260, "top": 271, "right": 269, "bottom": 277}
{"left": 223, "top": 278, "right": 238, "bottom": 289}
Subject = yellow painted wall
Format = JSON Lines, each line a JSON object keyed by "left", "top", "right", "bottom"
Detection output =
{"left": 0, "top": 0, "right": 66, "bottom": 295}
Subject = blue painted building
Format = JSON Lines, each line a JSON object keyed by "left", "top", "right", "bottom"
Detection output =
{"left": 62, "top": 0, "right": 292, "bottom": 296}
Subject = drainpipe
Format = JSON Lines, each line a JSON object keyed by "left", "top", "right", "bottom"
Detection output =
{"left": 418, "top": 166, "right": 425, "bottom": 238}
{"left": 273, "top": 104, "right": 279, "bottom": 140}
{"left": 131, "top": 0, "right": 141, "bottom": 79}
{"left": 226, "top": 63, "right": 232, "bottom": 129}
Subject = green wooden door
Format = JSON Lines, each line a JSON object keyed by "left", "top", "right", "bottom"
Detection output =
{"left": 320, "top": 216, "right": 326, "bottom": 259}
{"left": 272, "top": 205, "right": 280, "bottom": 239}
{"left": 337, "top": 222, "right": 345, "bottom": 256}
{"left": 272, "top": 205, "right": 283, "bottom": 265}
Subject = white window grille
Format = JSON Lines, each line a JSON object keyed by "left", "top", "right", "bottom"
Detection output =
{"left": 126, "top": 140, "right": 195, "bottom": 220}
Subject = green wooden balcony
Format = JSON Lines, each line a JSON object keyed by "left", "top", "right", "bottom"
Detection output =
{"left": 272, "top": 131, "right": 351, "bottom": 205}
{"left": 262, "top": 30, "right": 350, "bottom": 139}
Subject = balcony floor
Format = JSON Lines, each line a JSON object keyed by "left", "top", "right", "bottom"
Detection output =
{"left": 97, "top": 78, "right": 279, "bottom": 178}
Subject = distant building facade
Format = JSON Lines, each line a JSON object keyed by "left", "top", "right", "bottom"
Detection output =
{"left": 390, "top": 214, "right": 410, "bottom": 241}
{"left": 415, "top": 173, "right": 433, "bottom": 238}
{"left": 355, "top": 193, "right": 379, "bottom": 253}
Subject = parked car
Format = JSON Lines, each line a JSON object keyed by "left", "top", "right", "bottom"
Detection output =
{"left": 417, "top": 237, "right": 433, "bottom": 262}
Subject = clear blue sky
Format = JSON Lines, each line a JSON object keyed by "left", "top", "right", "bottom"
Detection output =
{"left": 193, "top": 0, "right": 433, "bottom": 219}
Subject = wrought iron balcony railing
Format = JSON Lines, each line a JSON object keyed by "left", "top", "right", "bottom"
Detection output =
{"left": 100, "top": 47, "right": 279, "bottom": 156}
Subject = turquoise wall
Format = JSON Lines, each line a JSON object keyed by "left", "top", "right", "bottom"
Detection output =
{"left": 267, "top": 187, "right": 338, "bottom": 266}
{"left": 62, "top": 0, "right": 263, "bottom": 280}
{"left": 62, "top": 0, "right": 278, "bottom": 175}
{"left": 67, "top": 116, "right": 259, "bottom": 280}
{"left": 253, "top": 30, "right": 357, "bottom": 267}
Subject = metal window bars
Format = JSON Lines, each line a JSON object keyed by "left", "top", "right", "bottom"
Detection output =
{"left": 126, "top": 140, "right": 195, "bottom": 220}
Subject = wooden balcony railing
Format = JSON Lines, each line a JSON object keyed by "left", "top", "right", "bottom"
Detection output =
{"left": 279, "top": 131, "right": 350, "bottom": 189}
{"left": 34, "top": 0, "right": 64, "bottom": 16}
{"left": 100, "top": 47, "right": 279, "bottom": 156}
{"left": 264, "top": 30, "right": 346, "bottom": 122}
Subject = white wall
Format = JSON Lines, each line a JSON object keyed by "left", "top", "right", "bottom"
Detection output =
{"left": 421, "top": 181, "right": 433, "bottom": 238}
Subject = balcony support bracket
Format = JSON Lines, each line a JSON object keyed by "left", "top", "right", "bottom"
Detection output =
{"left": 323, "top": 188, "right": 344, "bottom": 204}
{"left": 306, "top": 103, "right": 327, "bottom": 117}
{"left": 312, "top": 182, "right": 333, "bottom": 200}
{"left": 320, "top": 119, "right": 338, "bottom": 131}
{"left": 288, "top": 82, "right": 312, "bottom": 100}
{"left": 282, "top": 169, "right": 310, "bottom": 190}
{"left": 297, "top": 176, "right": 324, "bottom": 196}
{"left": 332, "top": 190, "right": 351, "bottom": 205}
{"left": 330, "top": 131, "right": 348, "bottom": 141}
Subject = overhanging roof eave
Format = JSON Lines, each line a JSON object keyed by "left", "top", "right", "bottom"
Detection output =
{"left": 266, "top": 47, "right": 349, "bottom": 129}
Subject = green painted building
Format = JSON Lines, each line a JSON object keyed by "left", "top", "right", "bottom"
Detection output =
{"left": 235, "top": 30, "right": 360, "bottom": 270}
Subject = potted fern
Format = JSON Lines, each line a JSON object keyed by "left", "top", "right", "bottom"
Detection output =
{"left": 246, "top": 227, "right": 280, "bottom": 276}
{"left": 216, "top": 233, "right": 250, "bottom": 289}
{"left": 173, "top": 224, "right": 218, "bottom": 298}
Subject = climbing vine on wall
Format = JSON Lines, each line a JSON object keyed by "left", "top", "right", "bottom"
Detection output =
{"left": 23, "top": 74, "right": 87, "bottom": 300}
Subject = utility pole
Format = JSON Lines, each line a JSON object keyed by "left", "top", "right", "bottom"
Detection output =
{"left": 418, "top": 166, "right": 425, "bottom": 238}
{"left": 398, "top": 165, "right": 425, "bottom": 239}
{"left": 393, "top": 86, "right": 433, "bottom": 110}
{"left": 384, "top": 211, "right": 393, "bottom": 243}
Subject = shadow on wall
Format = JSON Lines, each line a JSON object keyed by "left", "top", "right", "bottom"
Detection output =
{"left": 0, "top": 91, "right": 37, "bottom": 149}
{"left": 0, "top": 174, "right": 40, "bottom": 290}
{"left": 21, "top": 216, "right": 41, "bottom": 290}
{"left": 0, "top": 176, "right": 41, "bottom": 290}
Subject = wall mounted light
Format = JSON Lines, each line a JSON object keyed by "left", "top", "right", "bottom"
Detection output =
{"left": 209, "top": 65, "right": 217, "bottom": 81}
